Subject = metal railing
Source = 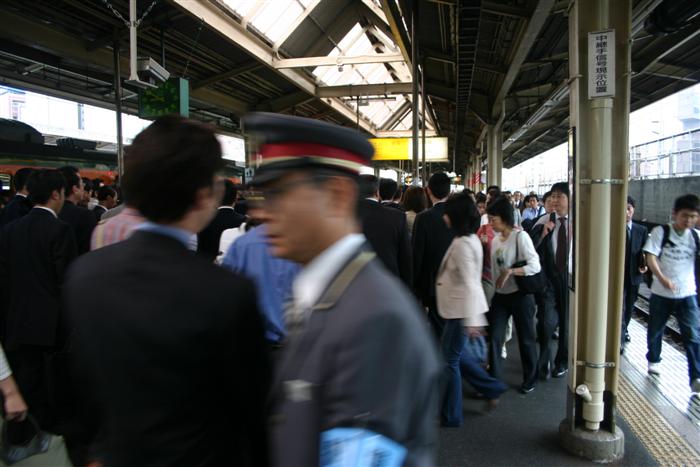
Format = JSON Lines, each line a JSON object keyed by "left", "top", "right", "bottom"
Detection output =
{"left": 629, "top": 128, "right": 700, "bottom": 180}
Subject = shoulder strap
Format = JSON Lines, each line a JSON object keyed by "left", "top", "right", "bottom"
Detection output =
{"left": 515, "top": 231, "right": 521, "bottom": 263}
{"left": 691, "top": 228, "right": 700, "bottom": 255}
{"left": 313, "top": 250, "right": 376, "bottom": 311}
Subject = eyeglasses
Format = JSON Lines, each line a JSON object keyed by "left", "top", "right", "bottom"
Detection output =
{"left": 246, "top": 176, "right": 329, "bottom": 207}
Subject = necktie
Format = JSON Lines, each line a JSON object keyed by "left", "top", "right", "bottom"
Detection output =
{"left": 556, "top": 217, "right": 567, "bottom": 273}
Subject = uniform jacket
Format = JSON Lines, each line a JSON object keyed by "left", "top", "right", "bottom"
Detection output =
{"left": 197, "top": 207, "right": 246, "bottom": 261}
{"left": 65, "top": 230, "right": 271, "bottom": 467}
{"left": 0, "top": 194, "right": 32, "bottom": 227}
{"left": 412, "top": 202, "right": 455, "bottom": 304}
{"left": 59, "top": 200, "right": 97, "bottom": 255}
{"left": 270, "top": 248, "right": 441, "bottom": 467}
{"left": 436, "top": 235, "right": 489, "bottom": 325}
{"left": 93, "top": 204, "right": 108, "bottom": 222}
{"left": 625, "top": 222, "right": 649, "bottom": 286}
{"left": 0, "top": 208, "right": 77, "bottom": 349}
{"left": 357, "top": 199, "right": 412, "bottom": 285}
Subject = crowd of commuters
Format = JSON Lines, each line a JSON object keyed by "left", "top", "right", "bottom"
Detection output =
{"left": 0, "top": 112, "right": 697, "bottom": 466}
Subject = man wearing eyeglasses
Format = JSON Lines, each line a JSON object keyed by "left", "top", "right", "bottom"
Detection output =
{"left": 243, "top": 112, "right": 440, "bottom": 467}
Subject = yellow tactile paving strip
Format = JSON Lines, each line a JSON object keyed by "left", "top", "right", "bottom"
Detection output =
{"left": 618, "top": 375, "right": 700, "bottom": 466}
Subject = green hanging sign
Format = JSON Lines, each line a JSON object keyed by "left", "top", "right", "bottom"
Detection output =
{"left": 138, "top": 77, "right": 189, "bottom": 119}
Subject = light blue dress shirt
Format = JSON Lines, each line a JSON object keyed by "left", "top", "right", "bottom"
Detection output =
{"left": 221, "top": 225, "right": 300, "bottom": 343}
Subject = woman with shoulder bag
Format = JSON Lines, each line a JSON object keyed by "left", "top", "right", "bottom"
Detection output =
{"left": 436, "top": 193, "right": 507, "bottom": 426}
{"left": 487, "top": 196, "right": 542, "bottom": 394}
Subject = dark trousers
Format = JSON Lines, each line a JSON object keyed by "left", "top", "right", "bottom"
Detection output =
{"left": 535, "top": 287, "right": 557, "bottom": 377}
{"left": 551, "top": 273, "right": 568, "bottom": 369}
{"left": 426, "top": 296, "right": 445, "bottom": 341}
{"left": 622, "top": 282, "right": 640, "bottom": 343}
{"left": 5, "top": 346, "right": 53, "bottom": 430}
{"left": 488, "top": 291, "right": 538, "bottom": 388}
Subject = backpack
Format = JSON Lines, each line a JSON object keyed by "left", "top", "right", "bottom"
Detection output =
{"left": 643, "top": 224, "right": 700, "bottom": 295}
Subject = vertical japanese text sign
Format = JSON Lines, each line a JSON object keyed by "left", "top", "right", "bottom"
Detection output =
{"left": 587, "top": 30, "right": 615, "bottom": 99}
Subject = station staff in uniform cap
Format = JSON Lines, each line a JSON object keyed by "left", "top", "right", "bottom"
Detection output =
{"left": 243, "top": 112, "right": 441, "bottom": 467}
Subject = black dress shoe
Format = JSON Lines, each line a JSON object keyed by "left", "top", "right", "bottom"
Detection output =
{"left": 519, "top": 383, "right": 536, "bottom": 394}
{"left": 553, "top": 366, "right": 568, "bottom": 378}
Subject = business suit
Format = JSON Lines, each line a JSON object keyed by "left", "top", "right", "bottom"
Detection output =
{"left": 59, "top": 200, "right": 97, "bottom": 255}
{"left": 381, "top": 201, "right": 404, "bottom": 211}
{"left": 412, "top": 201, "right": 455, "bottom": 338}
{"left": 358, "top": 199, "right": 412, "bottom": 285}
{"left": 0, "top": 194, "right": 32, "bottom": 226}
{"left": 197, "top": 206, "right": 246, "bottom": 262}
{"left": 622, "top": 222, "right": 649, "bottom": 344}
{"left": 93, "top": 204, "right": 108, "bottom": 222}
{"left": 65, "top": 230, "right": 271, "bottom": 467}
{"left": 271, "top": 247, "right": 441, "bottom": 466}
{"left": 531, "top": 215, "right": 569, "bottom": 374}
{"left": 0, "top": 207, "right": 78, "bottom": 429}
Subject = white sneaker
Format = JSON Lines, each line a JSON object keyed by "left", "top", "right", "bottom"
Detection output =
{"left": 501, "top": 344, "right": 507, "bottom": 359}
{"left": 692, "top": 378, "right": 700, "bottom": 394}
{"left": 647, "top": 362, "right": 661, "bottom": 376}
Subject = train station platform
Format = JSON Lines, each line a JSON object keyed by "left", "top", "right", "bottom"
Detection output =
{"left": 439, "top": 316, "right": 700, "bottom": 466}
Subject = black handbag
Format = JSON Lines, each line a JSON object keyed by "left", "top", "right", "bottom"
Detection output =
{"left": 512, "top": 231, "right": 547, "bottom": 295}
{"left": 0, "top": 415, "right": 51, "bottom": 465}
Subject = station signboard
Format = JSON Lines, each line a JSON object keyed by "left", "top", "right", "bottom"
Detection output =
{"left": 369, "top": 136, "right": 449, "bottom": 161}
{"left": 587, "top": 30, "right": 615, "bottom": 99}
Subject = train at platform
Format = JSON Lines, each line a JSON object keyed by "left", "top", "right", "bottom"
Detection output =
{"left": 0, "top": 118, "right": 244, "bottom": 192}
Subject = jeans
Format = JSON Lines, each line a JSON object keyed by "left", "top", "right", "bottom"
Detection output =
{"left": 460, "top": 337, "right": 507, "bottom": 400}
{"left": 440, "top": 319, "right": 466, "bottom": 426}
{"left": 488, "top": 291, "right": 539, "bottom": 388}
{"left": 646, "top": 294, "right": 700, "bottom": 384}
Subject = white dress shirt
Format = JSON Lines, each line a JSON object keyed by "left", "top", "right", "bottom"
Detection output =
{"left": 292, "top": 234, "right": 366, "bottom": 319}
{"left": 33, "top": 206, "right": 58, "bottom": 218}
{"left": 0, "top": 345, "right": 12, "bottom": 380}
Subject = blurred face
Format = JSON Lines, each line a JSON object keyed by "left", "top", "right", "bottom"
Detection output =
{"left": 673, "top": 208, "right": 699, "bottom": 231}
{"left": 544, "top": 196, "right": 554, "bottom": 213}
{"left": 477, "top": 202, "right": 486, "bottom": 216}
{"left": 514, "top": 192, "right": 522, "bottom": 202}
{"left": 626, "top": 203, "right": 634, "bottom": 223}
{"left": 550, "top": 191, "right": 569, "bottom": 215}
{"left": 528, "top": 197, "right": 538, "bottom": 209}
{"left": 256, "top": 172, "right": 334, "bottom": 264}
{"left": 489, "top": 214, "right": 507, "bottom": 233}
{"left": 104, "top": 195, "right": 117, "bottom": 209}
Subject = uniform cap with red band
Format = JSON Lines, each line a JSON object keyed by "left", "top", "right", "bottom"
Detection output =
{"left": 242, "top": 112, "right": 374, "bottom": 186}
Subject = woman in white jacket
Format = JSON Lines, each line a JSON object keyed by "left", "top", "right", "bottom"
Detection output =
{"left": 436, "top": 193, "right": 505, "bottom": 426}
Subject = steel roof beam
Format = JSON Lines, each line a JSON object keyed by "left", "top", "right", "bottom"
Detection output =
{"left": 490, "top": 0, "right": 556, "bottom": 119}
{"left": 0, "top": 9, "right": 250, "bottom": 115}
{"left": 169, "top": 0, "right": 375, "bottom": 134}
{"left": 379, "top": 100, "right": 411, "bottom": 130}
{"left": 379, "top": 0, "right": 412, "bottom": 69}
{"left": 254, "top": 91, "right": 315, "bottom": 113}
{"left": 481, "top": 1, "right": 533, "bottom": 19}
{"left": 376, "top": 129, "right": 438, "bottom": 138}
{"left": 272, "top": 0, "right": 323, "bottom": 52}
{"left": 632, "top": 24, "right": 700, "bottom": 76}
{"left": 191, "top": 62, "right": 263, "bottom": 90}
{"left": 316, "top": 82, "right": 413, "bottom": 97}
{"left": 273, "top": 53, "right": 405, "bottom": 69}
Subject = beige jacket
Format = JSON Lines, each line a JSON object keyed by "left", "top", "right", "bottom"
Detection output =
{"left": 435, "top": 235, "right": 489, "bottom": 326}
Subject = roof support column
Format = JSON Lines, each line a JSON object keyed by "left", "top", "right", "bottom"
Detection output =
{"left": 487, "top": 123, "right": 502, "bottom": 188}
{"left": 559, "top": 0, "right": 631, "bottom": 462}
{"left": 411, "top": 2, "right": 419, "bottom": 186}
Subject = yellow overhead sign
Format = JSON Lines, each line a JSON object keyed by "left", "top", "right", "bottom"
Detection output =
{"left": 369, "top": 137, "right": 449, "bottom": 161}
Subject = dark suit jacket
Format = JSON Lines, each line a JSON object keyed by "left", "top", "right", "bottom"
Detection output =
{"left": 381, "top": 201, "right": 404, "bottom": 211}
{"left": 358, "top": 199, "right": 412, "bottom": 285}
{"left": 65, "top": 231, "right": 270, "bottom": 467}
{"left": 0, "top": 208, "right": 77, "bottom": 349}
{"left": 197, "top": 207, "right": 246, "bottom": 261}
{"left": 412, "top": 202, "right": 455, "bottom": 304}
{"left": 625, "top": 222, "right": 648, "bottom": 286}
{"left": 59, "top": 201, "right": 97, "bottom": 255}
{"left": 0, "top": 194, "right": 32, "bottom": 227}
{"left": 530, "top": 214, "right": 565, "bottom": 284}
{"left": 93, "top": 205, "right": 108, "bottom": 222}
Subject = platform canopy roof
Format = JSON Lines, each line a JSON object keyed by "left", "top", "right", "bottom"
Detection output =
{"left": 0, "top": 0, "right": 698, "bottom": 169}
